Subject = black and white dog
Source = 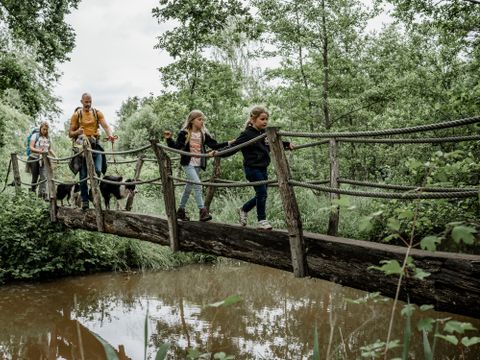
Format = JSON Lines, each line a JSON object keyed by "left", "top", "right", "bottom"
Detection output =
{"left": 56, "top": 183, "right": 80, "bottom": 207}
{"left": 100, "top": 175, "right": 136, "bottom": 210}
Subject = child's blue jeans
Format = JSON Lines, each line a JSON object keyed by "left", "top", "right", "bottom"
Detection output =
{"left": 242, "top": 166, "right": 268, "bottom": 221}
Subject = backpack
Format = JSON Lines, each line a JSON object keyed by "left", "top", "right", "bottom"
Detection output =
{"left": 26, "top": 128, "right": 40, "bottom": 156}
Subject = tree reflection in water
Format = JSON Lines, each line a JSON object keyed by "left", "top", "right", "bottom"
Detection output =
{"left": 0, "top": 262, "right": 479, "bottom": 359}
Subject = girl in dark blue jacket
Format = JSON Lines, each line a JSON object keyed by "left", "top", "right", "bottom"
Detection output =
{"left": 227, "top": 106, "right": 293, "bottom": 230}
{"left": 164, "top": 110, "right": 228, "bottom": 221}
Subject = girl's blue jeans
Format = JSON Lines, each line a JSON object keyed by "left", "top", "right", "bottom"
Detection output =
{"left": 242, "top": 166, "right": 268, "bottom": 221}
{"left": 179, "top": 165, "right": 204, "bottom": 209}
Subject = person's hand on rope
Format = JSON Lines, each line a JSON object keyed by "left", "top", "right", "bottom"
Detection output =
{"left": 106, "top": 134, "right": 118, "bottom": 143}
{"left": 163, "top": 130, "right": 173, "bottom": 139}
{"left": 288, "top": 143, "right": 295, "bottom": 150}
{"left": 208, "top": 150, "right": 217, "bottom": 157}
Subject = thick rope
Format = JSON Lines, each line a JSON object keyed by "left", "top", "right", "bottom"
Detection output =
{"left": 279, "top": 115, "right": 480, "bottom": 138}
{"left": 291, "top": 140, "right": 330, "bottom": 150}
{"left": 17, "top": 156, "right": 41, "bottom": 164}
{"left": 53, "top": 178, "right": 89, "bottom": 185}
{"left": 156, "top": 133, "right": 267, "bottom": 158}
{"left": 93, "top": 176, "right": 162, "bottom": 185}
{"left": 89, "top": 143, "right": 152, "bottom": 155}
{"left": 338, "top": 134, "right": 480, "bottom": 144}
{"left": 169, "top": 175, "right": 277, "bottom": 187}
{"left": 338, "top": 178, "right": 479, "bottom": 192}
{"left": 289, "top": 180, "right": 478, "bottom": 199}
{"left": 47, "top": 150, "right": 84, "bottom": 162}
{"left": 20, "top": 179, "right": 47, "bottom": 186}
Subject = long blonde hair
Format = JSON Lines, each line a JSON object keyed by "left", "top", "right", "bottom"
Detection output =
{"left": 243, "top": 105, "right": 269, "bottom": 129}
{"left": 39, "top": 121, "right": 50, "bottom": 138}
{"left": 181, "top": 110, "right": 209, "bottom": 144}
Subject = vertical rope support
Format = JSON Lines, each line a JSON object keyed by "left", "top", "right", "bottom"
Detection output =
{"left": 204, "top": 156, "right": 221, "bottom": 211}
{"left": 42, "top": 153, "right": 57, "bottom": 222}
{"left": 150, "top": 139, "right": 179, "bottom": 251}
{"left": 266, "top": 127, "right": 308, "bottom": 277}
{"left": 83, "top": 139, "right": 104, "bottom": 232}
{"left": 327, "top": 138, "right": 340, "bottom": 236}
{"left": 125, "top": 155, "right": 144, "bottom": 211}
{"left": 10, "top": 153, "right": 22, "bottom": 194}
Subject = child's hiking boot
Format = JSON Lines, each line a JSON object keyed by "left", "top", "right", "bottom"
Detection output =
{"left": 199, "top": 207, "right": 212, "bottom": 222}
{"left": 257, "top": 219, "right": 272, "bottom": 230}
{"left": 176, "top": 208, "right": 190, "bottom": 221}
{"left": 81, "top": 201, "right": 89, "bottom": 211}
{"left": 238, "top": 208, "right": 248, "bottom": 226}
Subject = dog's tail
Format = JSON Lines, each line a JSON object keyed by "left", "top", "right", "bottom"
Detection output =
{"left": 0, "top": 159, "right": 12, "bottom": 194}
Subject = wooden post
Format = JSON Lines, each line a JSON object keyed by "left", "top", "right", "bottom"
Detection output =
{"left": 266, "top": 127, "right": 307, "bottom": 277}
{"left": 204, "top": 156, "right": 221, "bottom": 211}
{"left": 83, "top": 139, "right": 104, "bottom": 232}
{"left": 150, "top": 139, "right": 179, "bottom": 251}
{"left": 42, "top": 153, "right": 57, "bottom": 222}
{"left": 10, "top": 153, "right": 22, "bottom": 194}
{"left": 327, "top": 138, "right": 340, "bottom": 236}
{"left": 125, "top": 155, "right": 144, "bottom": 211}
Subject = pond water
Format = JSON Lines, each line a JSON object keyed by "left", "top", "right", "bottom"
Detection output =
{"left": 0, "top": 262, "right": 478, "bottom": 359}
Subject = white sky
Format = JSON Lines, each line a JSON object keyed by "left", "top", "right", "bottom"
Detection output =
{"left": 52, "top": 0, "right": 391, "bottom": 131}
{"left": 52, "top": 0, "right": 171, "bottom": 130}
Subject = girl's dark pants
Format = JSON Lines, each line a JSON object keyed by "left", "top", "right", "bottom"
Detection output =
{"left": 242, "top": 166, "right": 268, "bottom": 221}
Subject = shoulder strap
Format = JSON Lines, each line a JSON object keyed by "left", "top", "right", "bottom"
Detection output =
{"left": 77, "top": 108, "right": 99, "bottom": 127}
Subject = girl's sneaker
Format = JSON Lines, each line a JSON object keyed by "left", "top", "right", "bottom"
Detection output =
{"left": 238, "top": 208, "right": 248, "bottom": 226}
{"left": 257, "top": 220, "right": 272, "bottom": 230}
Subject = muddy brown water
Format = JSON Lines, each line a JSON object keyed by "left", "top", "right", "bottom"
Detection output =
{"left": 0, "top": 262, "right": 478, "bottom": 359}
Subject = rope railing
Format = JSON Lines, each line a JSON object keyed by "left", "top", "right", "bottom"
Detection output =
{"left": 20, "top": 179, "right": 47, "bottom": 186}
{"left": 156, "top": 133, "right": 267, "bottom": 158}
{"left": 291, "top": 140, "right": 330, "bottom": 150}
{"left": 279, "top": 115, "right": 480, "bottom": 138}
{"left": 169, "top": 175, "right": 277, "bottom": 187}
{"left": 16, "top": 156, "right": 41, "bottom": 164}
{"left": 53, "top": 178, "right": 88, "bottom": 185}
{"left": 90, "top": 143, "right": 152, "bottom": 155}
{"left": 93, "top": 175, "right": 162, "bottom": 186}
{"left": 337, "top": 134, "right": 480, "bottom": 144}
{"left": 289, "top": 180, "right": 478, "bottom": 199}
{"left": 47, "top": 150, "right": 84, "bottom": 162}
{"left": 338, "top": 178, "right": 479, "bottom": 192}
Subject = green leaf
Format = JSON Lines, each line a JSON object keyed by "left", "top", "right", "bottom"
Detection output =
{"left": 451, "top": 225, "right": 476, "bottom": 245}
{"left": 402, "top": 302, "right": 412, "bottom": 360}
{"left": 420, "top": 305, "right": 434, "bottom": 311}
{"left": 398, "top": 210, "right": 414, "bottom": 220}
{"left": 401, "top": 304, "right": 415, "bottom": 317}
{"left": 208, "top": 294, "right": 242, "bottom": 308}
{"left": 461, "top": 337, "right": 480, "bottom": 347}
{"left": 413, "top": 268, "right": 431, "bottom": 280}
{"left": 444, "top": 320, "right": 477, "bottom": 334}
{"left": 155, "top": 344, "right": 171, "bottom": 360}
{"left": 423, "top": 331, "right": 433, "bottom": 360}
{"left": 420, "top": 236, "right": 441, "bottom": 251}
{"left": 332, "top": 198, "right": 350, "bottom": 208}
{"left": 383, "top": 233, "right": 400, "bottom": 243}
{"left": 417, "top": 318, "right": 435, "bottom": 332}
{"left": 369, "top": 260, "right": 403, "bottom": 276}
{"left": 435, "top": 334, "right": 458, "bottom": 345}
{"left": 359, "top": 216, "right": 373, "bottom": 233}
{"left": 387, "top": 218, "right": 401, "bottom": 232}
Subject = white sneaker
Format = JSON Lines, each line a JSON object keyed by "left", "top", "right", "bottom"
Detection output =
{"left": 238, "top": 208, "right": 248, "bottom": 226}
{"left": 257, "top": 220, "right": 272, "bottom": 230}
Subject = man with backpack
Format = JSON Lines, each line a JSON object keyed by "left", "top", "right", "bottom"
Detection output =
{"left": 69, "top": 92, "right": 116, "bottom": 210}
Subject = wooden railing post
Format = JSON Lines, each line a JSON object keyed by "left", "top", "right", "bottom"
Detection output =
{"left": 204, "top": 156, "right": 221, "bottom": 211}
{"left": 42, "top": 153, "right": 57, "bottom": 222}
{"left": 10, "top": 153, "right": 22, "bottom": 194}
{"left": 83, "top": 139, "right": 104, "bottom": 232}
{"left": 266, "top": 127, "right": 307, "bottom": 277}
{"left": 327, "top": 138, "right": 340, "bottom": 236}
{"left": 150, "top": 140, "right": 179, "bottom": 251}
{"left": 125, "top": 155, "right": 144, "bottom": 211}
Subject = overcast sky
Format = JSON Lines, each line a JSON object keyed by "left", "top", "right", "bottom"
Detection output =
{"left": 53, "top": 0, "right": 170, "bottom": 130}
{"left": 53, "top": 0, "right": 390, "bottom": 131}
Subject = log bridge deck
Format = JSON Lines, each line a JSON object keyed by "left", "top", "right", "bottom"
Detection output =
{"left": 57, "top": 207, "right": 480, "bottom": 319}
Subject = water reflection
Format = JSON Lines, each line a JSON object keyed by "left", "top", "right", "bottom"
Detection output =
{"left": 0, "top": 262, "right": 478, "bottom": 359}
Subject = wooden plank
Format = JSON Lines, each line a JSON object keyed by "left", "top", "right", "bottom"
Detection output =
{"left": 150, "top": 140, "right": 179, "bottom": 251}
{"left": 10, "top": 153, "right": 22, "bottom": 194}
{"left": 327, "top": 138, "right": 339, "bottom": 235}
{"left": 56, "top": 207, "right": 480, "bottom": 318}
{"left": 42, "top": 153, "right": 57, "bottom": 222}
{"left": 266, "top": 127, "right": 307, "bottom": 277}
{"left": 125, "top": 155, "right": 144, "bottom": 211}
{"left": 83, "top": 139, "right": 104, "bottom": 231}
{"left": 204, "top": 156, "right": 220, "bottom": 211}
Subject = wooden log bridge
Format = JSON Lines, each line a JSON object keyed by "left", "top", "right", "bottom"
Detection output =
{"left": 57, "top": 207, "right": 480, "bottom": 319}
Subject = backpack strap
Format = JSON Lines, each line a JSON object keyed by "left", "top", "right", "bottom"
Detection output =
{"left": 77, "top": 108, "right": 100, "bottom": 127}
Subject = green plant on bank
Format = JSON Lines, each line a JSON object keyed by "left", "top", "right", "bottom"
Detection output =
{"left": 344, "top": 191, "right": 479, "bottom": 359}
{"left": 0, "top": 191, "right": 215, "bottom": 284}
